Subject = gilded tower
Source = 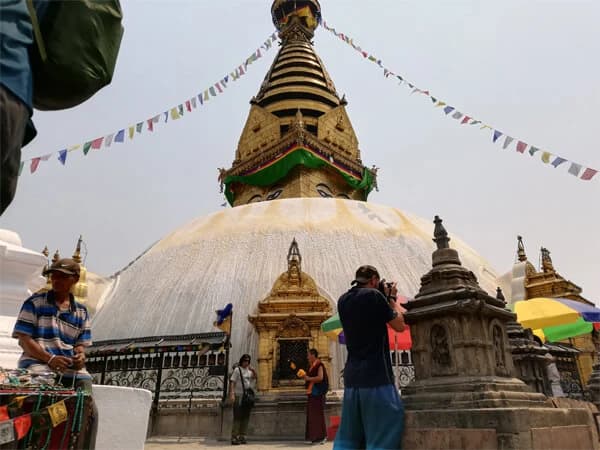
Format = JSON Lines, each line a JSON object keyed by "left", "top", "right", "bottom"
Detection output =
{"left": 515, "top": 237, "right": 598, "bottom": 386}
{"left": 221, "top": 0, "right": 376, "bottom": 206}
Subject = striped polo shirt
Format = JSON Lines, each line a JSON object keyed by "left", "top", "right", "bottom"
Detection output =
{"left": 12, "top": 291, "right": 92, "bottom": 378}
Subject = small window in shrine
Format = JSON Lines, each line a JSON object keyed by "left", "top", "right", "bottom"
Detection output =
{"left": 274, "top": 338, "right": 308, "bottom": 387}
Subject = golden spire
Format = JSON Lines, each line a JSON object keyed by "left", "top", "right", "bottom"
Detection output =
{"left": 72, "top": 235, "right": 83, "bottom": 263}
{"left": 221, "top": 0, "right": 376, "bottom": 206}
{"left": 516, "top": 235, "right": 527, "bottom": 262}
{"left": 52, "top": 249, "right": 60, "bottom": 264}
{"left": 540, "top": 247, "right": 555, "bottom": 273}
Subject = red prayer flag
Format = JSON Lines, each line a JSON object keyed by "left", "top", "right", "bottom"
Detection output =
{"left": 30, "top": 158, "right": 40, "bottom": 174}
{"left": 91, "top": 137, "right": 104, "bottom": 149}
{"left": 516, "top": 141, "right": 528, "bottom": 153}
{"left": 0, "top": 405, "right": 8, "bottom": 421}
{"left": 461, "top": 116, "right": 471, "bottom": 124}
{"left": 147, "top": 119, "right": 154, "bottom": 132}
{"left": 581, "top": 168, "right": 598, "bottom": 181}
{"left": 185, "top": 100, "right": 192, "bottom": 112}
{"left": 13, "top": 414, "right": 31, "bottom": 439}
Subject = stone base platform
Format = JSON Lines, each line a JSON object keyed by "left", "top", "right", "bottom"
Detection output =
{"left": 148, "top": 392, "right": 342, "bottom": 440}
{"left": 403, "top": 406, "right": 599, "bottom": 450}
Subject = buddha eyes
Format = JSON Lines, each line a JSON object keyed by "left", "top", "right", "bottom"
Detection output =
{"left": 266, "top": 189, "right": 283, "bottom": 200}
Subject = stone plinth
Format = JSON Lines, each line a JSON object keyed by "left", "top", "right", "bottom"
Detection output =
{"left": 402, "top": 217, "right": 599, "bottom": 449}
{"left": 403, "top": 407, "right": 598, "bottom": 450}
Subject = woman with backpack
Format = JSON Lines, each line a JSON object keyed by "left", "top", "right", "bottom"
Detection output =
{"left": 228, "top": 354, "right": 257, "bottom": 445}
{"left": 304, "top": 348, "right": 328, "bottom": 444}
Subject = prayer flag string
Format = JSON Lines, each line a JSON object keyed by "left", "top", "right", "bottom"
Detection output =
{"left": 19, "top": 32, "right": 280, "bottom": 175}
{"left": 321, "top": 20, "right": 597, "bottom": 182}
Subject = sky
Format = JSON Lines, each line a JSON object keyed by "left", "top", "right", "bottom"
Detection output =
{"left": 1, "top": 0, "right": 599, "bottom": 304}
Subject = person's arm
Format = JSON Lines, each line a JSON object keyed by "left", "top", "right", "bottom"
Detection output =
{"left": 388, "top": 300, "right": 406, "bottom": 332}
{"left": 15, "top": 333, "right": 72, "bottom": 371}
{"left": 229, "top": 369, "right": 238, "bottom": 400}
{"left": 71, "top": 344, "right": 86, "bottom": 370}
{"left": 305, "top": 365, "right": 324, "bottom": 383}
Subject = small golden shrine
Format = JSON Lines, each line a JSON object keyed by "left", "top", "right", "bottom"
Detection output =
{"left": 516, "top": 236, "right": 597, "bottom": 385}
{"left": 249, "top": 238, "right": 332, "bottom": 392}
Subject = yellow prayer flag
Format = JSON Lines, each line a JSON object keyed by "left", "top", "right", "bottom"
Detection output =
{"left": 170, "top": 108, "right": 180, "bottom": 120}
{"left": 128, "top": 126, "right": 135, "bottom": 139}
{"left": 214, "top": 315, "right": 231, "bottom": 334}
{"left": 47, "top": 400, "right": 68, "bottom": 427}
{"left": 541, "top": 152, "right": 551, "bottom": 163}
{"left": 11, "top": 396, "right": 27, "bottom": 408}
{"left": 435, "top": 101, "right": 446, "bottom": 108}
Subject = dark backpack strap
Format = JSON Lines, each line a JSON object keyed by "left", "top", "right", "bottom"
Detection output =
{"left": 25, "top": 0, "right": 47, "bottom": 61}
{"left": 238, "top": 366, "right": 246, "bottom": 393}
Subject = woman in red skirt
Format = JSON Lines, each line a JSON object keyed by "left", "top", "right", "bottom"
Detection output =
{"left": 304, "top": 348, "right": 328, "bottom": 444}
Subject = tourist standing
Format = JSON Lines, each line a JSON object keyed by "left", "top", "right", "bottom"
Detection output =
{"left": 334, "top": 265, "right": 407, "bottom": 450}
{"left": 12, "top": 258, "right": 93, "bottom": 391}
{"left": 304, "top": 348, "right": 328, "bottom": 444}
{"left": 229, "top": 354, "right": 257, "bottom": 445}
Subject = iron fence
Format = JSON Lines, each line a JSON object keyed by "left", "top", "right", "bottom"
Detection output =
{"left": 85, "top": 332, "right": 230, "bottom": 413}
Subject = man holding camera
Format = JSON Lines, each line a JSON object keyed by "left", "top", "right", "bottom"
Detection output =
{"left": 334, "top": 265, "right": 406, "bottom": 450}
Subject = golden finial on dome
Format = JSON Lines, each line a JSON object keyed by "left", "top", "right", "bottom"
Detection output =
{"left": 72, "top": 235, "right": 83, "bottom": 263}
{"left": 516, "top": 235, "right": 527, "bottom": 262}
{"left": 271, "top": 0, "right": 321, "bottom": 34}
{"left": 52, "top": 249, "right": 60, "bottom": 264}
{"left": 42, "top": 246, "right": 49, "bottom": 258}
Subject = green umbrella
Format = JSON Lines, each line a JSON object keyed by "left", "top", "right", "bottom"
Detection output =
{"left": 321, "top": 314, "right": 342, "bottom": 333}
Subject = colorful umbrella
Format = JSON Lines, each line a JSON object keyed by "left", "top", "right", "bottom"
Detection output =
{"left": 511, "top": 297, "right": 600, "bottom": 341}
{"left": 533, "top": 317, "right": 593, "bottom": 343}
{"left": 320, "top": 313, "right": 412, "bottom": 350}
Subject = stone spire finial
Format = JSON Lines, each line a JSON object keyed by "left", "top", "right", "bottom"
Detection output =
{"left": 433, "top": 215, "right": 450, "bottom": 250}
{"left": 72, "top": 235, "right": 83, "bottom": 263}
{"left": 517, "top": 235, "right": 527, "bottom": 262}
{"left": 496, "top": 287, "right": 506, "bottom": 304}
{"left": 540, "top": 247, "right": 554, "bottom": 273}
{"left": 52, "top": 250, "right": 60, "bottom": 264}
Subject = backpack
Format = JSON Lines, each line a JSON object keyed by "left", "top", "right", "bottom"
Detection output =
{"left": 27, "top": 0, "right": 124, "bottom": 110}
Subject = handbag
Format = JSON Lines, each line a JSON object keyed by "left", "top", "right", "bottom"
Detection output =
{"left": 238, "top": 367, "right": 256, "bottom": 407}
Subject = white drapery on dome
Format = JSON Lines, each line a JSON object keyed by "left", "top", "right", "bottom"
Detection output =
{"left": 92, "top": 198, "right": 499, "bottom": 367}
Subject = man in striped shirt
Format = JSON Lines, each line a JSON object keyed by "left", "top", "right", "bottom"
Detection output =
{"left": 12, "top": 257, "right": 92, "bottom": 391}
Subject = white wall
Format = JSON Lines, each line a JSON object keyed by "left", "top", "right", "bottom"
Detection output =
{"left": 92, "top": 385, "right": 152, "bottom": 450}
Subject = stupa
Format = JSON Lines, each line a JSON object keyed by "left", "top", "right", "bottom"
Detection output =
{"left": 90, "top": 0, "right": 502, "bottom": 437}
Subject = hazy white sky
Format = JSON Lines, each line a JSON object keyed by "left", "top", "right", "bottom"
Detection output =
{"left": 2, "top": 0, "right": 599, "bottom": 303}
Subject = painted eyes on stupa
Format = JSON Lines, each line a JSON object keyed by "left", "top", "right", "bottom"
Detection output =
{"left": 316, "top": 184, "right": 333, "bottom": 198}
{"left": 266, "top": 189, "right": 283, "bottom": 201}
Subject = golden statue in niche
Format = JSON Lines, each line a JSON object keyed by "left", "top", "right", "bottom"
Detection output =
{"left": 248, "top": 238, "right": 332, "bottom": 391}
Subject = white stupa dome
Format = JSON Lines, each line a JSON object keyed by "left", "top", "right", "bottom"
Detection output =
{"left": 93, "top": 198, "right": 499, "bottom": 366}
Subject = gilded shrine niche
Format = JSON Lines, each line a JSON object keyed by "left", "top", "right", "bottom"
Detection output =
{"left": 248, "top": 239, "right": 332, "bottom": 392}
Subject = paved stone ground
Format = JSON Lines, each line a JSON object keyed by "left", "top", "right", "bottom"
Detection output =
{"left": 145, "top": 438, "right": 333, "bottom": 450}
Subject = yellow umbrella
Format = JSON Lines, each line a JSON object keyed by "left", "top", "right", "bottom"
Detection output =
{"left": 511, "top": 298, "right": 584, "bottom": 330}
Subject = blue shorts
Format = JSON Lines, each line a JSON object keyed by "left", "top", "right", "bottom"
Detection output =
{"left": 333, "top": 384, "right": 404, "bottom": 450}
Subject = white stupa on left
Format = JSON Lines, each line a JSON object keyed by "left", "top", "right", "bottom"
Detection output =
{"left": 0, "top": 229, "right": 47, "bottom": 368}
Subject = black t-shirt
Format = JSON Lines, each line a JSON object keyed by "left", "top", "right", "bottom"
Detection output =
{"left": 338, "top": 286, "right": 396, "bottom": 388}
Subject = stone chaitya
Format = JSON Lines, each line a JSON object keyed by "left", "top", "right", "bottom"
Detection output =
{"left": 402, "top": 216, "right": 599, "bottom": 450}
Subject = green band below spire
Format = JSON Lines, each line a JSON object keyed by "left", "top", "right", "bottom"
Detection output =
{"left": 224, "top": 147, "right": 374, "bottom": 205}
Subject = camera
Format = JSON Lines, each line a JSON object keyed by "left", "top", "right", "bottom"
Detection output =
{"left": 377, "top": 279, "right": 394, "bottom": 300}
